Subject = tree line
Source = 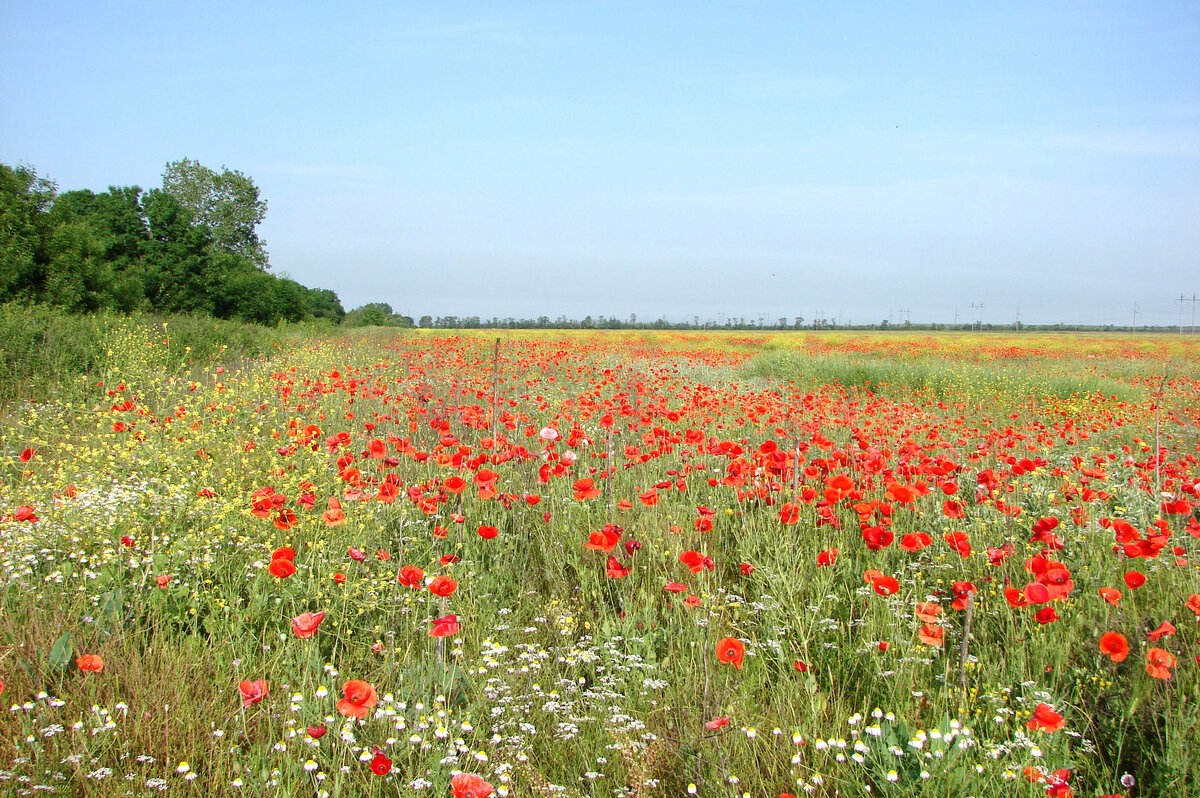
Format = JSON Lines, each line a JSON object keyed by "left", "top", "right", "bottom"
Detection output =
{"left": 1, "top": 160, "right": 344, "bottom": 325}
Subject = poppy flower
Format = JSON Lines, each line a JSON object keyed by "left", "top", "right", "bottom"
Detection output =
{"left": 428, "top": 575, "right": 457, "bottom": 597}
{"left": 606, "top": 556, "right": 631, "bottom": 579}
{"left": 269, "top": 558, "right": 297, "bottom": 578}
{"left": 76, "top": 654, "right": 104, "bottom": 672}
{"left": 1034, "top": 607, "right": 1060, "bottom": 625}
{"left": 430, "top": 614, "right": 462, "bottom": 637}
{"left": 292, "top": 611, "right": 325, "bottom": 638}
{"left": 306, "top": 724, "right": 327, "bottom": 739}
{"left": 239, "top": 679, "right": 268, "bottom": 706}
{"left": 777, "top": 503, "right": 800, "bottom": 524}
{"left": 13, "top": 505, "right": 38, "bottom": 523}
{"left": 1146, "top": 621, "right": 1176, "bottom": 641}
{"left": 369, "top": 748, "right": 392, "bottom": 775}
{"left": 337, "top": 679, "right": 378, "bottom": 719}
{"left": 664, "top": 582, "right": 687, "bottom": 593}
{"left": 1004, "top": 586, "right": 1028, "bottom": 609}
{"left": 918, "top": 624, "right": 944, "bottom": 647}
{"left": 398, "top": 565, "right": 425, "bottom": 587}
{"left": 1186, "top": 594, "right": 1200, "bottom": 617}
{"left": 1024, "top": 582, "right": 1051, "bottom": 604}
{"left": 331, "top": 572, "right": 347, "bottom": 584}
{"left": 872, "top": 576, "right": 900, "bottom": 596}
{"left": 705, "top": 716, "right": 730, "bottom": 730}
{"left": 584, "top": 528, "right": 621, "bottom": 552}
{"left": 739, "top": 562, "right": 755, "bottom": 575}
{"left": 816, "top": 548, "right": 837, "bottom": 567}
{"left": 1026, "top": 703, "right": 1065, "bottom": 732}
{"left": 450, "top": 773, "right": 495, "bottom": 798}
{"left": 323, "top": 498, "right": 346, "bottom": 527}
{"left": 793, "top": 660, "right": 809, "bottom": 673}
{"left": 943, "top": 531, "right": 971, "bottom": 557}
{"left": 440, "top": 554, "right": 460, "bottom": 566}
{"left": 716, "top": 637, "right": 745, "bottom": 669}
{"left": 1098, "top": 632, "right": 1129, "bottom": 663}
{"left": 1099, "top": 587, "right": 1121, "bottom": 606}
{"left": 477, "top": 524, "right": 498, "bottom": 539}
{"left": 1145, "top": 648, "right": 1176, "bottom": 679}
{"left": 1124, "top": 571, "right": 1146, "bottom": 589}
{"left": 572, "top": 478, "right": 600, "bottom": 500}
{"left": 899, "top": 532, "right": 932, "bottom": 552}
{"left": 915, "top": 602, "right": 941, "bottom": 623}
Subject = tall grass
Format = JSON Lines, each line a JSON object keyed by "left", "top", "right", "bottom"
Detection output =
{"left": 740, "top": 349, "right": 1146, "bottom": 403}
{"left": 0, "top": 304, "right": 331, "bottom": 408}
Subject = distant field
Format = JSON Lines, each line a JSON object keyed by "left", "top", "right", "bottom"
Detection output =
{"left": 1, "top": 327, "right": 1197, "bottom": 797}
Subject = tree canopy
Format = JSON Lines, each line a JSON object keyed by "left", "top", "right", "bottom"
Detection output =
{"left": 0, "top": 160, "right": 342, "bottom": 326}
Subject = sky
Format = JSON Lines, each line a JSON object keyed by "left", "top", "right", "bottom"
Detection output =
{"left": 2, "top": 1, "right": 1198, "bottom": 327}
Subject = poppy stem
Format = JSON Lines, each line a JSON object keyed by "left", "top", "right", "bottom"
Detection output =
{"left": 958, "top": 591, "right": 974, "bottom": 690}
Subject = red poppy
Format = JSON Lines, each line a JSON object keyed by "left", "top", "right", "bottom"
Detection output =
{"left": 12, "top": 505, "right": 38, "bottom": 523}
{"left": 572, "top": 478, "right": 600, "bottom": 500}
{"left": 369, "top": 748, "right": 392, "bottom": 775}
{"left": 716, "top": 637, "right": 745, "bottom": 669}
{"left": 1124, "top": 571, "right": 1146, "bottom": 589}
{"left": 331, "top": 572, "right": 347, "bottom": 584}
{"left": 777, "top": 502, "right": 801, "bottom": 524}
{"left": 943, "top": 531, "right": 971, "bottom": 557}
{"left": 440, "top": 554, "right": 460, "bottom": 566}
{"left": 816, "top": 548, "right": 838, "bottom": 567}
{"left": 323, "top": 498, "right": 346, "bottom": 527}
{"left": 451, "top": 773, "right": 495, "bottom": 798}
{"left": 1146, "top": 647, "right": 1176, "bottom": 679}
{"left": 76, "top": 654, "right": 104, "bottom": 672}
{"left": 899, "top": 532, "right": 932, "bottom": 551}
{"left": 239, "top": 679, "right": 268, "bottom": 706}
{"left": 428, "top": 576, "right": 457, "bottom": 597}
{"left": 664, "top": 582, "right": 687, "bottom": 593}
{"left": 398, "top": 565, "right": 425, "bottom": 587}
{"left": 269, "top": 558, "right": 297, "bottom": 578}
{"left": 1098, "top": 587, "right": 1121, "bottom": 606}
{"left": 1147, "top": 621, "right": 1176, "bottom": 641}
{"left": 739, "top": 562, "right": 755, "bottom": 576}
{"left": 705, "top": 716, "right": 730, "bottom": 730}
{"left": 292, "top": 611, "right": 325, "bottom": 638}
{"left": 430, "top": 614, "right": 462, "bottom": 637}
{"left": 872, "top": 576, "right": 900, "bottom": 596}
{"left": 19, "top": 448, "right": 36, "bottom": 462}
{"left": 444, "top": 476, "right": 466, "bottom": 494}
{"left": 1026, "top": 703, "right": 1065, "bottom": 732}
{"left": 348, "top": 547, "right": 366, "bottom": 562}
{"left": 306, "top": 723, "right": 327, "bottom": 739}
{"left": 1098, "top": 632, "right": 1129, "bottom": 663}
{"left": 638, "top": 488, "right": 659, "bottom": 507}
{"left": 606, "top": 556, "right": 631, "bottom": 579}
{"left": 585, "top": 528, "right": 621, "bottom": 552}
{"left": 272, "top": 546, "right": 296, "bottom": 562}
{"left": 337, "top": 679, "right": 378, "bottom": 719}
{"left": 1034, "top": 607, "right": 1060, "bottom": 625}
{"left": 478, "top": 524, "right": 498, "bottom": 539}
{"left": 918, "top": 624, "right": 944, "bottom": 647}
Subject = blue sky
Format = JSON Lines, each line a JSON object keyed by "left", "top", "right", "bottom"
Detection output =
{"left": 3, "top": 1, "right": 1197, "bottom": 326}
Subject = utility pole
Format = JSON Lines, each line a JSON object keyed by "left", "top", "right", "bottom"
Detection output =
{"left": 1132, "top": 303, "right": 1138, "bottom": 332}
{"left": 1180, "top": 294, "right": 1188, "bottom": 334}
{"left": 970, "top": 303, "right": 985, "bottom": 331}
{"left": 1015, "top": 305, "right": 1020, "bottom": 331}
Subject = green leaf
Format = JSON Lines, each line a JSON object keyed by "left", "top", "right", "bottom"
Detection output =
{"left": 97, "top": 588, "right": 125, "bottom": 627}
{"left": 48, "top": 632, "right": 74, "bottom": 669}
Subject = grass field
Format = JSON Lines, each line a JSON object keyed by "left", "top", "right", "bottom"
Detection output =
{"left": 1, "top": 327, "right": 1197, "bottom": 797}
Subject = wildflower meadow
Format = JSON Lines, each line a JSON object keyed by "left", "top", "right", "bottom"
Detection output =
{"left": 0, "top": 327, "right": 1197, "bottom": 798}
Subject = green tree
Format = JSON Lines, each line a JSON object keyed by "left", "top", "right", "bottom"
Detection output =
{"left": 0, "top": 163, "right": 56, "bottom": 302}
{"left": 161, "top": 158, "right": 268, "bottom": 268}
